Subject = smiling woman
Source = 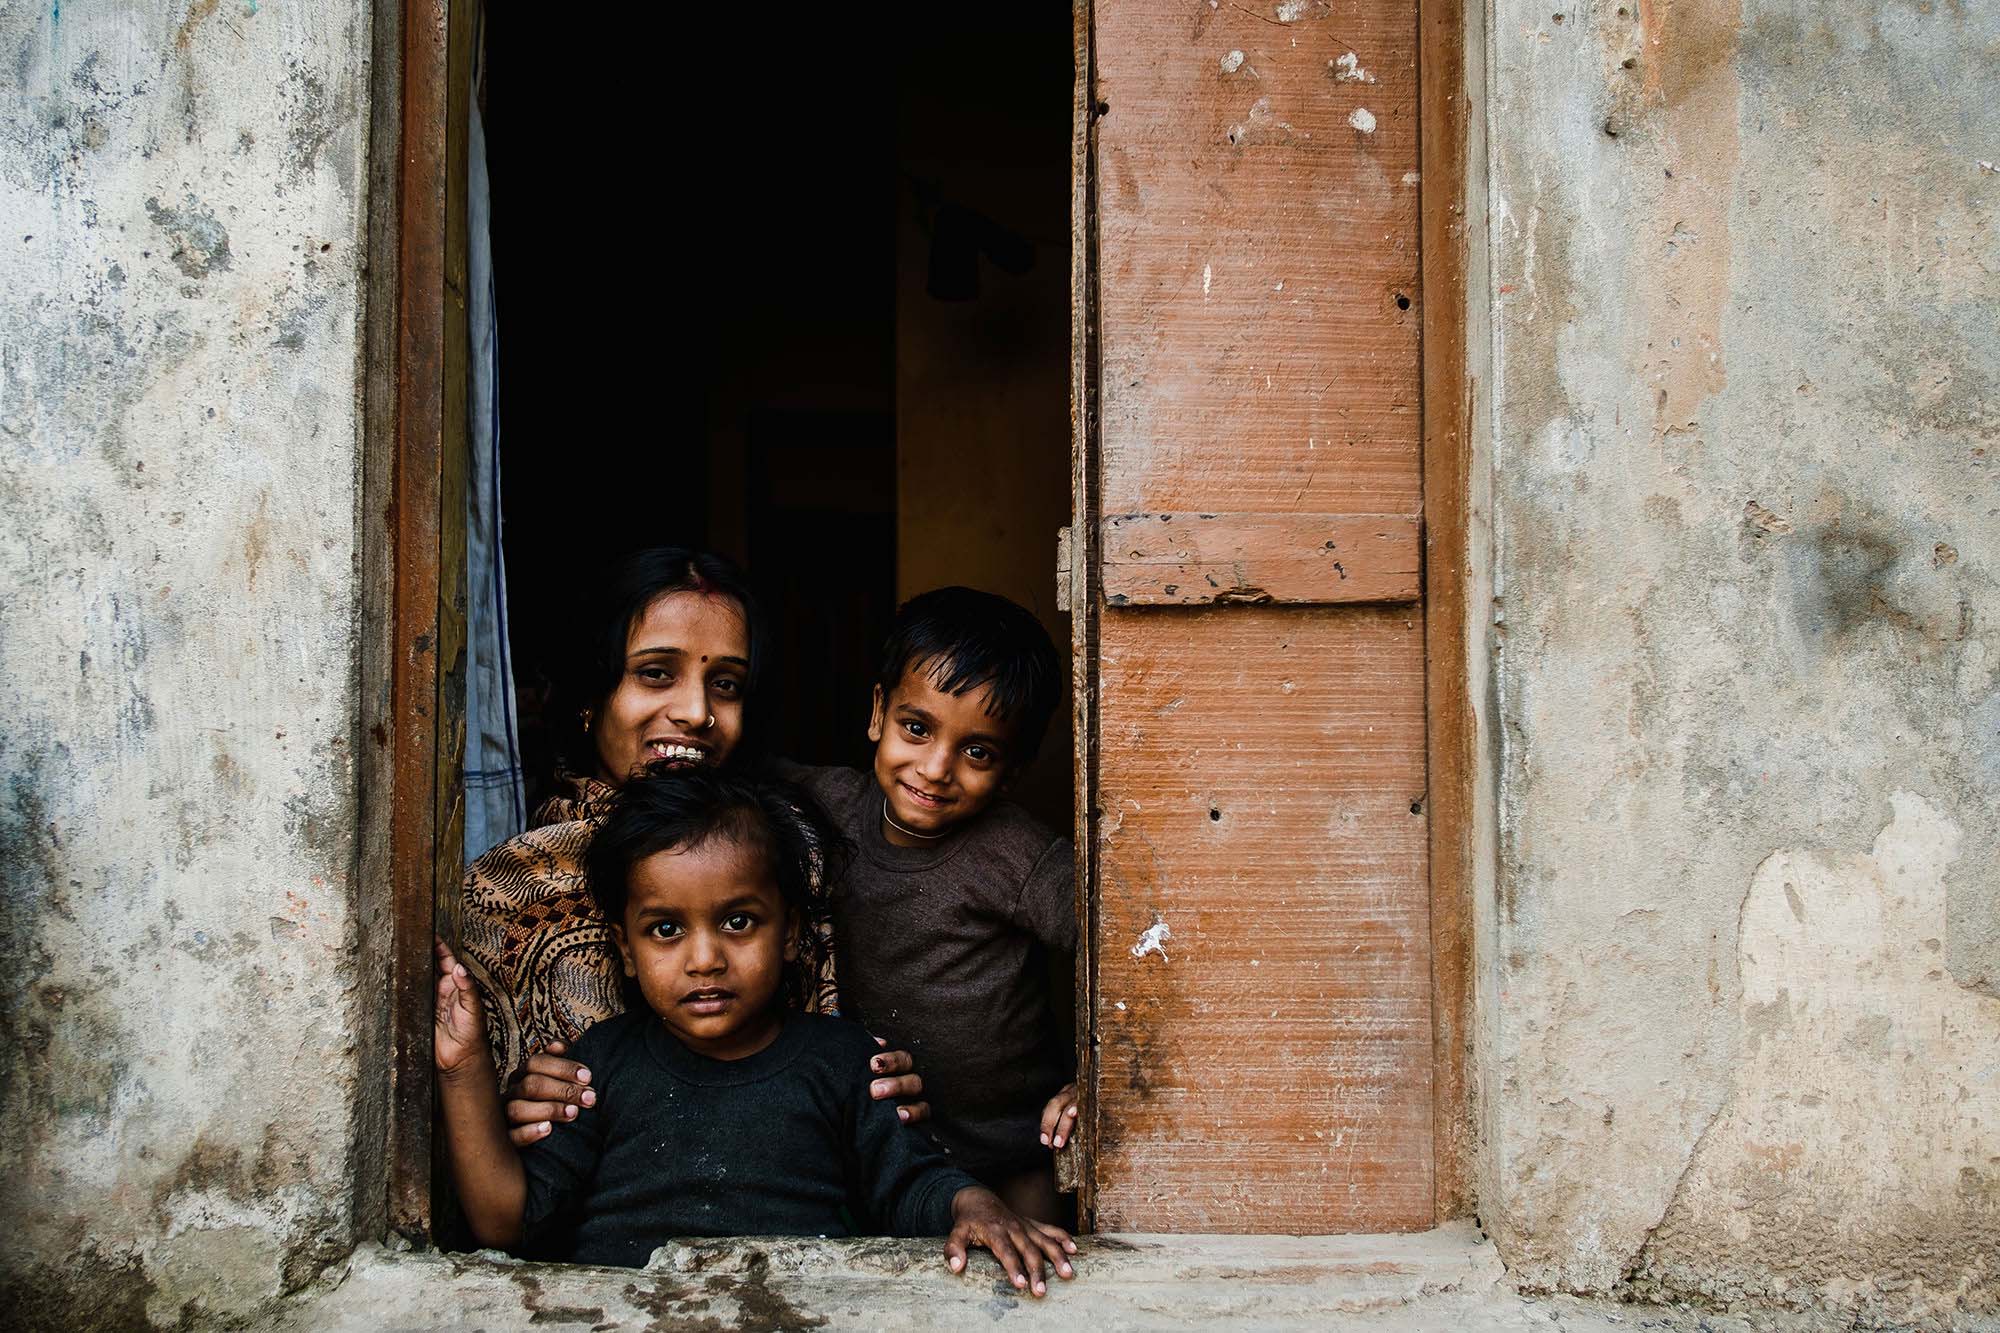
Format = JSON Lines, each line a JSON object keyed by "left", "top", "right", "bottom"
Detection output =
{"left": 456, "top": 549, "right": 806, "bottom": 1088}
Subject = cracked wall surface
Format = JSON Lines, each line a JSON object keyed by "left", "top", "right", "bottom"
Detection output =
{"left": 0, "top": 2, "right": 374, "bottom": 1327}
{"left": 1479, "top": 0, "right": 2000, "bottom": 1319}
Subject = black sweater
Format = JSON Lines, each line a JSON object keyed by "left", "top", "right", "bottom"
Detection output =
{"left": 788, "top": 764, "right": 1076, "bottom": 1178}
{"left": 519, "top": 1010, "right": 979, "bottom": 1267}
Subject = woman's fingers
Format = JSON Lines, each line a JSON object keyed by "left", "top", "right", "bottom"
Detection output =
{"left": 507, "top": 1120, "right": 555, "bottom": 1149}
{"left": 869, "top": 1048, "right": 913, "bottom": 1076}
{"left": 504, "top": 1096, "right": 580, "bottom": 1125}
{"left": 895, "top": 1099, "right": 931, "bottom": 1125}
{"left": 513, "top": 1072, "right": 595, "bottom": 1107}
{"left": 869, "top": 1072, "right": 923, "bottom": 1102}
{"left": 942, "top": 1231, "right": 969, "bottom": 1274}
{"left": 506, "top": 1052, "right": 590, "bottom": 1096}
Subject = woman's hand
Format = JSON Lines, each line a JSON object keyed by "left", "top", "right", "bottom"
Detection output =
{"left": 1039, "top": 1082, "right": 1079, "bottom": 1150}
{"left": 943, "top": 1186, "right": 1078, "bottom": 1296}
{"left": 433, "top": 937, "right": 491, "bottom": 1081}
{"left": 869, "top": 1036, "right": 930, "bottom": 1124}
{"left": 502, "top": 1041, "right": 597, "bottom": 1148}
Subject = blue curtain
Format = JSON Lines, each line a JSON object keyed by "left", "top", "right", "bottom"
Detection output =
{"left": 463, "top": 66, "right": 527, "bottom": 861}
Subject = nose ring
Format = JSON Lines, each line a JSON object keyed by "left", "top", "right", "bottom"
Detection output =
{"left": 702, "top": 713, "right": 716, "bottom": 731}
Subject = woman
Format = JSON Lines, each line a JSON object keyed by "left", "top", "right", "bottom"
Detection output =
{"left": 459, "top": 547, "right": 925, "bottom": 1144}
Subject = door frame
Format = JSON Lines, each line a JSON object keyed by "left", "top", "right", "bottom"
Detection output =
{"left": 373, "top": 0, "right": 1476, "bottom": 1241}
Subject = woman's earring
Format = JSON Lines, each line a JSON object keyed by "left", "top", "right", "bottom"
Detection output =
{"left": 580, "top": 708, "right": 594, "bottom": 733}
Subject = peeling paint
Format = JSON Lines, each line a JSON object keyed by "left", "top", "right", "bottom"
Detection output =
{"left": 1331, "top": 52, "right": 1374, "bottom": 83}
{"left": 1130, "top": 918, "right": 1172, "bottom": 963}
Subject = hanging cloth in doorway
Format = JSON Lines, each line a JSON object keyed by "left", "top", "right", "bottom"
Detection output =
{"left": 463, "top": 74, "right": 527, "bottom": 860}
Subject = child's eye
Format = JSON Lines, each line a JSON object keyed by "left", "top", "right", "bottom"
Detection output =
{"left": 902, "top": 720, "right": 929, "bottom": 740}
{"left": 964, "top": 744, "right": 996, "bottom": 765}
{"left": 647, "top": 921, "right": 683, "bottom": 940}
{"left": 721, "top": 912, "right": 755, "bottom": 932}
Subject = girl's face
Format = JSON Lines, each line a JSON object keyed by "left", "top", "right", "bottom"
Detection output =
{"left": 607, "top": 836, "right": 798, "bottom": 1061}
{"left": 593, "top": 591, "right": 751, "bottom": 785}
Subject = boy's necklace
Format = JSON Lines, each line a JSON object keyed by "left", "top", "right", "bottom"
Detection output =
{"left": 881, "top": 797, "right": 950, "bottom": 842}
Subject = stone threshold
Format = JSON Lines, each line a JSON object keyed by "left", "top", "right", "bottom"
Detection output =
{"left": 262, "top": 1222, "right": 1854, "bottom": 1332}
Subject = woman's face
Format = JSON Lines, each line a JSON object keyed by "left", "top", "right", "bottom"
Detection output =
{"left": 593, "top": 591, "right": 751, "bottom": 785}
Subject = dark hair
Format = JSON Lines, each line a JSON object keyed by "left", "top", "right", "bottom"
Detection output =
{"left": 587, "top": 765, "right": 841, "bottom": 1012}
{"left": 877, "top": 587, "right": 1062, "bottom": 768}
{"left": 553, "top": 547, "right": 774, "bottom": 776}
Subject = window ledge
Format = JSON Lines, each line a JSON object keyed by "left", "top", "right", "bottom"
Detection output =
{"left": 265, "top": 1223, "right": 1657, "bottom": 1330}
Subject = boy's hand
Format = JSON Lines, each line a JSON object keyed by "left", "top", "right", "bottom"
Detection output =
{"left": 870, "top": 1036, "right": 930, "bottom": 1125}
{"left": 503, "top": 1042, "right": 596, "bottom": 1147}
{"left": 1039, "top": 1082, "right": 1079, "bottom": 1150}
{"left": 943, "top": 1186, "right": 1077, "bottom": 1297}
{"left": 433, "top": 937, "right": 491, "bottom": 1080}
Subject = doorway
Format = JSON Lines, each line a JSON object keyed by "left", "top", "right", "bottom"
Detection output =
{"left": 381, "top": 0, "right": 1471, "bottom": 1244}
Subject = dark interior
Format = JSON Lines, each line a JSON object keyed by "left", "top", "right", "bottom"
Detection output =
{"left": 482, "top": 7, "right": 1074, "bottom": 822}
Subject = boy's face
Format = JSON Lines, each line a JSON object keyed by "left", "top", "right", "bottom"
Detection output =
{"left": 607, "top": 836, "right": 798, "bottom": 1061}
{"left": 867, "top": 662, "right": 1017, "bottom": 846}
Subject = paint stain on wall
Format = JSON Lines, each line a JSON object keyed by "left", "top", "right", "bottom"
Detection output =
{"left": 1635, "top": 793, "right": 2000, "bottom": 1321}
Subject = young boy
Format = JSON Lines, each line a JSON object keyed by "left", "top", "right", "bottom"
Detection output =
{"left": 434, "top": 766, "right": 1076, "bottom": 1292}
{"left": 785, "top": 587, "right": 1079, "bottom": 1223}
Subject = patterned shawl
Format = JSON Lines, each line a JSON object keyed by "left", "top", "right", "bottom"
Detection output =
{"left": 459, "top": 769, "right": 838, "bottom": 1085}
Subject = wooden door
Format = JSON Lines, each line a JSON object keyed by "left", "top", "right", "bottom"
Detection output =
{"left": 1081, "top": 0, "right": 1432, "bottom": 1233}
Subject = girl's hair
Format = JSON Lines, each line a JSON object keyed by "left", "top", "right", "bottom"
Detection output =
{"left": 552, "top": 547, "right": 775, "bottom": 776}
{"left": 586, "top": 765, "right": 843, "bottom": 1012}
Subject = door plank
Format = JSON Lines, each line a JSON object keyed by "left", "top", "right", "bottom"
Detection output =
{"left": 1093, "top": 606, "right": 1432, "bottom": 1231}
{"left": 1101, "top": 512, "right": 1420, "bottom": 606}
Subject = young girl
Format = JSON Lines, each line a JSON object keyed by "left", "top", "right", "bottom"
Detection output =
{"left": 435, "top": 767, "right": 1077, "bottom": 1293}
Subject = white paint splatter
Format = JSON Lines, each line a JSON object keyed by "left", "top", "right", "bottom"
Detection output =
{"left": 1332, "top": 51, "right": 1375, "bottom": 83}
{"left": 1402, "top": 171, "right": 1421, "bottom": 186}
{"left": 1202, "top": 264, "right": 1212, "bottom": 297}
{"left": 1220, "top": 49, "right": 1245, "bottom": 74}
{"left": 1348, "top": 107, "right": 1377, "bottom": 134}
{"left": 1131, "top": 919, "right": 1172, "bottom": 963}
{"left": 1981, "top": 161, "right": 1998, "bottom": 174}
{"left": 1115, "top": 1001, "right": 1128, "bottom": 1011}
{"left": 1275, "top": 0, "right": 1313, "bottom": 21}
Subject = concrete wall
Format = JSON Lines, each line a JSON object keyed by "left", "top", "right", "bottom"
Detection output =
{"left": 1475, "top": 0, "right": 2000, "bottom": 1320}
{"left": 0, "top": 2, "right": 375, "bottom": 1326}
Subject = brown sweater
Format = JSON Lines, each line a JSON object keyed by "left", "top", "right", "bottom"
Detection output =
{"left": 787, "top": 763, "right": 1076, "bottom": 1178}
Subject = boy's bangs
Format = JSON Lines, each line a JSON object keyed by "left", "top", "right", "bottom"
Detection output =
{"left": 916, "top": 652, "right": 1030, "bottom": 724}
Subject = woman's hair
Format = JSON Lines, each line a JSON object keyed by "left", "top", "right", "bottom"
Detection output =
{"left": 586, "top": 765, "right": 843, "bottom": 1011}
{"left": 552, "top": 547, "right": 774, "bottom": 776}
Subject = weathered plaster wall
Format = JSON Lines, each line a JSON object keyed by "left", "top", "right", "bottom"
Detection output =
{"left": 0, "top": 2, "right": 374, "bottom": 1326}
{"left": 1479, "top": 0, "right": 2000, "bottom": 1321}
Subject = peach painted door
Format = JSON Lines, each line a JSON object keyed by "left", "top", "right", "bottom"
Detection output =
{"left": 1087, "top": 0, "right": 1431, "bottom": 1232}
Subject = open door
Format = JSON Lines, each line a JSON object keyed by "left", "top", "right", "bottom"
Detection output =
{"left": 1078, "top": 0, "right": 1434, "bottom": 1233}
